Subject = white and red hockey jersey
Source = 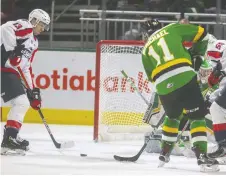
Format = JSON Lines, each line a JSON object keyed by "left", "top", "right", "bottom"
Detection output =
{"left": 1, "top": 19, "right": 38, "bottom": 89}
{"left": 206, "top": 40, "right": 226, "bottom": 73}
{"left": 206, "top": 40, "right": 226, "bottom": 102}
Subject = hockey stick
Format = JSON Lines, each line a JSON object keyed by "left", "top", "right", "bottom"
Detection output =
{"left": 113, "top": 121, "right": 190, "bottom": 163}
{"left": 113, "top": 70, "right": 162, "bottom": 162}
{"left": 121, "top": 70, "right": 149, "bottom": 104}
{"left": 158, "top": 120, "right": 190, "bottom": 167}
{"left": 121, "top": 70, "right": 160, "bottom": 123}
{"left": 36, "top": 109, "right": 75, "bottom": 149}
{"left": 114, "top": 70, "right": 190, "bottom": 162}
{"left": 114, "top": 112, "right": 165, "bottom": 162}
{"left": 17, "top": 66, "right": 75, "bottom": 149}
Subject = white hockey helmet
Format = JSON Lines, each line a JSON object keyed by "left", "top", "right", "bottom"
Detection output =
{"left": 29, "top": 9, "right": 50, "bottom": 31}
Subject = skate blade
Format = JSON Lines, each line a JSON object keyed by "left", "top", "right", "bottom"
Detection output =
{"left": 217, "top": 158, "right": 226, "bottom": 165}
{"left": 200, "top": 164, "right": 220, "bottom": 172}
{"left": 158, "top": 161, "right": 166, "bottom": 168}
{"left": 1, "top": 147, "right": 26, "bottom": 156}
{"left": 158, "top": 155, "right": 169, "bottom": 167}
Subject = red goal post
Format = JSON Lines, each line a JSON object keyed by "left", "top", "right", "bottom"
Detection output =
{"left": 94, "top": 40, "right": 155, "bottom": 141}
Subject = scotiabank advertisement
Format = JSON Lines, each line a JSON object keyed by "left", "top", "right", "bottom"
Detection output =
{"left": 32, "top": 51, "right": 96, "bottom": 110}
{"left": 1, "top": 50, "right": 154, "bottom": 125}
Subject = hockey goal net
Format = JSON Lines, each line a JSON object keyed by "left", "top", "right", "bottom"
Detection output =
{"left": 94, "top": 40, "right": 155, "bottom": 141}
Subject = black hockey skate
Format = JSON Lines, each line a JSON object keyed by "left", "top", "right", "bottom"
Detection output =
{"left": 16, "top": 135, "right": 29, "bottom": 147}
{"left": 208, "top": 140, "right": 226, "bottom": 159}
{"left": 1, "top": 127, "right": 29, "bottom": 156}
{"left": 158, "top": 141, "right": 174, "bottom": 167}
{"left": 192, "top": 146, "right": 220, "bottom": 172}
{"left": 3, "top": 125, "right": 29, "bottom": 147}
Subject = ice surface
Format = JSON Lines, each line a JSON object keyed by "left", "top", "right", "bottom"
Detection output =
{"left": 1, "top": 123, "right": 225, "bottom": 175}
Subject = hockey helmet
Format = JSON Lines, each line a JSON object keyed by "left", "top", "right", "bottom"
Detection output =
{"left": 198, "top": 59, "right": 212, "bottom": 84}
{"left": 141, "top": 18, "right": 162, "bottom": 40}
{"left": 29, "top": 9, "right": 50, "bottom": 31}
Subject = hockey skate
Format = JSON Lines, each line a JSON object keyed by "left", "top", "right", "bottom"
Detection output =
{"left": 192, "top": 146, "right": 220, "bottom": 172}
{"left": 208, "top": 140, "right": 226, "bottom": 165}
{"left": 3, "top": 125, "right": 29, "bottom": 147}
{"left": 16, "top": 135, "right": 29, "bottom": 147}
{"left": 158, "top": 141, "right": 174, "bottom": 167}
{"left": 208, "top": 140, "right": 226, "bottom": 158}
{"left": 1, "top": 127, "right": 29, "bottom": 156}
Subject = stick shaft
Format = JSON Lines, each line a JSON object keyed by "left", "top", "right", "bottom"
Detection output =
{"left": 17, "top": 66, "right": 62, "bottom": 148}
{"left": 121, "top": 70, "right": 149, "bottom": 105}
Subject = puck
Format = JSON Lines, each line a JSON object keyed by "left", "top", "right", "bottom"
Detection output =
{"left": 80, "top": 153, "right": 87, "bottom": 157}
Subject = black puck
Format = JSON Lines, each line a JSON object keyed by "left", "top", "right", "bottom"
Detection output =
{"left": 80, "top": 153, "right": 87, "bottom": 157}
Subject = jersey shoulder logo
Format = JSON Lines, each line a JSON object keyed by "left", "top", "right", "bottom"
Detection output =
{"left": 216, "top": 42, "right": 225, "bottom": 50}
{"left": 13, "top": 23, "right": 23, "bottom": 29}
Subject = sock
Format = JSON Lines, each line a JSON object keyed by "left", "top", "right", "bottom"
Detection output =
{"left": 162, "top": 116, "right": 180, "bottom": 144}
{"left": 190, "top": 119, "right": 207, "bottom": 153}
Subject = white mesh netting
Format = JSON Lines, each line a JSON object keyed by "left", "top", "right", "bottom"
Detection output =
{"left": 95, "top": 41, "right": 155, "bottom": 141}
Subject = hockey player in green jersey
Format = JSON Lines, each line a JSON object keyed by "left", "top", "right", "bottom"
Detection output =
{"left": 141, "top": 19, "right": 219, "bottom": 172}
{"left": 144, "top": 59, "right": 217, "bottom": 156}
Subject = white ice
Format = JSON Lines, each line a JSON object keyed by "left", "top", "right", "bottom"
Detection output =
{"left": 1, "top": 123, "right": 225, "bottom": 175}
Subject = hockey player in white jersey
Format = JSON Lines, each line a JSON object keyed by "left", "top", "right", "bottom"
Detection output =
{"left": 1, "top": 9, "right": 50, "bottom": 155}
{"left": 207, "top": 40, "right": 226, "bottom": 102}
{"left": 205, "top": 40, "right": 226, "bottom": 160}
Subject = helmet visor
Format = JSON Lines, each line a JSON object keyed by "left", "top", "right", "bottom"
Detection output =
{"left": 38, "top": 21, "right": 50, "bottom": 31}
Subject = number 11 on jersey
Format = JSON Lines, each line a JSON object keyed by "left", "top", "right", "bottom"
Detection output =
{"left": 148, "top": 37, "right": 174, "bottom": 66}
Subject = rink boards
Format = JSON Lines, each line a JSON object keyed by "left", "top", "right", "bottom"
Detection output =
{"left": 1, "top": 107, "right": 94, "bottom": 125}
{"left": 1, "top": 50, "right": 154, "bottom": 125}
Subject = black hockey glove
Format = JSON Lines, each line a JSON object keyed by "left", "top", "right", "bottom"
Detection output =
{"left": 26, "top": 88, "right": 42, "bottom": 110}
{"left": 212, "top": 60, "right": 223, "bottom": 77}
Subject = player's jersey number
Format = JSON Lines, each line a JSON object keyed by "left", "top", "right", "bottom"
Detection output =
{"left": 148, "top": 38, "right": 174, "bottom": 66}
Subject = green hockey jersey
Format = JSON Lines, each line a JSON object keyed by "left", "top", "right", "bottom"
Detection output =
{"left": 142, "top": 23, "right": 208, "bottom": 95}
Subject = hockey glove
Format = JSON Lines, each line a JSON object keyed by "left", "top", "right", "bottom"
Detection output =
{"left": 208, "top": 61, "right": 226, "bottom": 87}
{"left": 27, "top": 88, "right": 42, "bottom": 110}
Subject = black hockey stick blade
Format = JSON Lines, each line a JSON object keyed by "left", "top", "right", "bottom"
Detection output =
{"left": 113, "top": 113, "right": 164, "bottom": 162}
{"left": 114, "top": 142, "right": 148, "bottom": 162}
